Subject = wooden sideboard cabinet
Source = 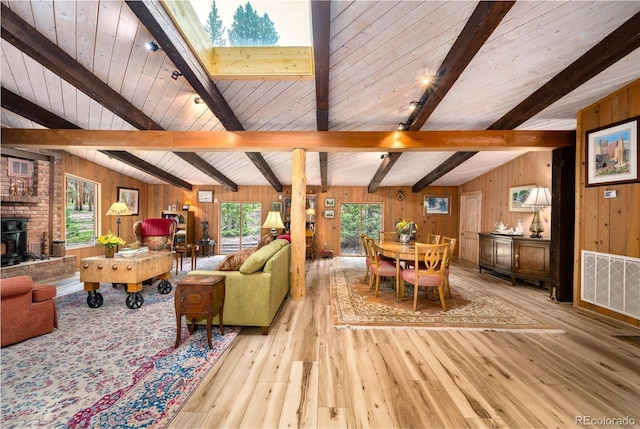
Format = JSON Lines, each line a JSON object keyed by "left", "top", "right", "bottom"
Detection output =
{"left": 478, "top": 233, "right": 550, "bottom": 287}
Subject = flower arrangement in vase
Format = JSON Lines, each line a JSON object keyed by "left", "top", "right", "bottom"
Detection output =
{"left": 396, "top": 219, "right": 417, "bottom": 243}
{"left": 97, "top": 231, "right": 125, "bottom": 257}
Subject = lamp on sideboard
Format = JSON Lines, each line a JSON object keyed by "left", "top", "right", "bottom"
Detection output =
{"left": 262, "top": 211, "right": 285, "bottom": 239}
{"left": 521, "top": 186, "right": 552, "bottom": 238}
{"left": 106, "top": 201, "right": 132, "bottom": 249}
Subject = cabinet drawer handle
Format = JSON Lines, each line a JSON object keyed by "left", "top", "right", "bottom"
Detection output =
{"left": 514, "top": 253, "right": 519, "bottom": 268}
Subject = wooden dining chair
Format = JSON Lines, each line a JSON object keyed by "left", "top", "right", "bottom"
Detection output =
{"left": 361, "top": 233, "right": 373, "bottom": 283}
{"left": 379, "top": 231, "right": 397, "bottom": 242}
{"left": 441, "top": 237, "right": 457, "bottom": 297}
{"left": 400, "top": 243, "right": 450, "bottom": 311}
{"left": 364, "top": 236, "right": 397, "bottom": 297}
{"left": 426, "top": 233, "right": 441, "bottom": 244}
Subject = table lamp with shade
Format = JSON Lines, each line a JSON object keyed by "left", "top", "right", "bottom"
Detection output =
{"left": 105, "top": 201, "right": 131, "bottom": 249}
{"left": 262, "top": 211, "right": 285, "bottom": 239}
{"left": 521, "top": 186, "right": 552, "bottom": 238}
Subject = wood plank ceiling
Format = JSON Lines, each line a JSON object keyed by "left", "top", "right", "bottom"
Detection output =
{"left": 2, "top": 0, "right": 640, "bottom": 191}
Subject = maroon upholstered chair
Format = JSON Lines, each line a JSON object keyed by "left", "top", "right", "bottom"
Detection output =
{"left": 133, "top": 218, "right": 177, "bottom": 251}
{"left": 1, "top": 275, "right": 58, "bottom": 347}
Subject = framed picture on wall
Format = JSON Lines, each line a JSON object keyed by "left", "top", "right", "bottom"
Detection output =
{"left": 509, "top": 185, "right": 534, "bottom": 212}
{"left": 197, "top": 190, "right": 213, "bottom": 203}
{"left": 424, "top": 195, "right": 450, "bottom": 215}
{"left": 271, "top": 201, "right": 283, "bottom": 214}
{"left": 324, "top": 198, "right": 335, "bottom": 207}
{"left": 324, "top": 209, "right": 335, "bottom": 219}
{"left": 585, "top": 116, "right": 639, "bottom": 187}
{"left": 117, "top": 187, "right": 139, "bottom": 215}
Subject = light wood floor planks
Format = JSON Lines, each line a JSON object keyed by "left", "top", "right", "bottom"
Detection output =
{"left": 170, "top": 257, "right": 640, "bottom": 429}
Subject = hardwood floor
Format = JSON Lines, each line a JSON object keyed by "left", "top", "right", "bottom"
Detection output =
{"left": 169, "top": 257, "right": 640, "bottom": 429}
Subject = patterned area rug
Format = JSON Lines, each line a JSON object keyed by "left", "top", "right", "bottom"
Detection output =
{"left": 330, "top": 267, "right": 562, "bottom": 331}
{"left": 1, "top": 256, "right": 237, "bottom": 429}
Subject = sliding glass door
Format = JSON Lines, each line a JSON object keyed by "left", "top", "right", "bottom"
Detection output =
{"left": 339, "top": 203, "right": 382, "bottom": 255}
{"left": 220, "top": 202, "right": 261, "bottom": 253}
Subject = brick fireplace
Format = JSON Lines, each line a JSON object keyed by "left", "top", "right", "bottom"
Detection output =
{"left": 1, "top": 151, "right": 75, "bottom": 281}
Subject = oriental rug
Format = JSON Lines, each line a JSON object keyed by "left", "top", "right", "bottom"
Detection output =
{"left": 330, "top": 267, "right": 562, "bottom": 332}
{"left": 1, "top": 256, "right": 238, "bottom": 429}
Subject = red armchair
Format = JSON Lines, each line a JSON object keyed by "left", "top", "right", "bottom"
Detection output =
{"left": 1, "top": 275, "right": 58, "bottom": 347}
{"left": 133, "top": 218, "right": 177, "bottom": 251}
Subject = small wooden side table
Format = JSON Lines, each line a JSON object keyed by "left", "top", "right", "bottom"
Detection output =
{"left": 174, "top": 244, "right": 199, "bottom": 274}
{"left": 175, "top": 275, "right": 225, "bottom": 349}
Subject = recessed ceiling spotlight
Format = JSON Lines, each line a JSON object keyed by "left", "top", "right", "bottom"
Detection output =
{"left": 171, "top": 70, "right": 183, "bottom": 80}
{"left": 422, "top": 76, "right": 431, "bottom": 85}
{"left": 145, "top": 41, "right": 159, "bottom": 52}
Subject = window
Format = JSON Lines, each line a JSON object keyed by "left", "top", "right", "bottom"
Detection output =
{"left": 8, "top": 157, "right": 32, "bottom": 178}
{"left": 220, "top": 202, "right": 261, "bottom": 253}
{"left": 65, "top": 174, "right": 99, "bottom": 248}
{"left": 163, "top": 1, "right": 313, "bottom": 78}
{"left": 340, "top": 203, "right": 383, "bottom": 255}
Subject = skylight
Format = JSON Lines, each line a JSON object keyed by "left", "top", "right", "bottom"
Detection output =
{"left": 163, "top": 0, "right": 313, "bottom": 79}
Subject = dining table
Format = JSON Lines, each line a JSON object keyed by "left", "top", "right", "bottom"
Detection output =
{"left": 375, "top": 239, "right": 426, "bottom": 302}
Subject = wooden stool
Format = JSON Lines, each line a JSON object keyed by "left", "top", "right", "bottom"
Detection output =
{"left": 174, "top": 275, "right": 225, "bottom": 349}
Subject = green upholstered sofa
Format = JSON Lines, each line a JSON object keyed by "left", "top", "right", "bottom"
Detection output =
{"left": 187, "top": 239, "right": 290, "bottom": 334}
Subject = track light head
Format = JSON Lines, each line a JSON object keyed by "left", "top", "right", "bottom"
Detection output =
{"left": 171, "top": 70, "right": 183, "bottom": 80}
{"left": 146, "top": 41, "right": 159, "bottom": 52}
{"left": 397, "top": 122, "right": 410, "bottom": 130}
{"left": 194, "top": 97, "right": 204, "bottom": 105}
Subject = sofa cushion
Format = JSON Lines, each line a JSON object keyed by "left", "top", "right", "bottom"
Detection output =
{"left": 217, "top": 248, "right": 257, "bottom": 271}
{"left": 239, "top": 240, "right": 286, "bottom": 274}
{"left": 277, "top": 234, "right": 291, "bottom": 242}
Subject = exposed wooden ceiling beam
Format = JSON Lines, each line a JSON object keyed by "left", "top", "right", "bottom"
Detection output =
{"left": 1, "top": 4, "right": 238, "bottom": 191}
{"left": 489, "top": 10, "right": 640, "bottom": 130}
{"left": 1, "top": 4, "right": 162, "bottom": 131}
{"left": 174, "top": 152, "right": 238, "bottom": 192}
{"left": 126, "top": 0, "right": 283, "bottom": 192}
{"left": 1, "top": 88, "right": 193, "bottom": 190}
{"left": 369, "top": 1, "right": 515, "bottom": 192}
{"left": 312, "top": 0, "right": 332, "bottom": 192}
{"left": 411, "top": 4, "right": 640, "bottom": 190}
{"left": 2, "top": 129, "right": 576, "bottom": 151}
{"left": 100, "top": 150, "right": 193, "bottom": 191}
{"left": 409, "top": 1, "right": 516, "bottom": 130}
{"left": 368, "top": 153, "right": 403, "bottom": 193}
{"left": 411, "top": 152, "right": 478, "bottom": 192}
{"left": 1, "top": 87, "right": 80, "bottom": 130}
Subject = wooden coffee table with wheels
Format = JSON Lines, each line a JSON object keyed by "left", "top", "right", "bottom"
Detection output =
{"left": 80, "top": 251, "right": 173, "bottom": 309}
{"left": 175, "top": 275, "right": 225, "bottom": 349}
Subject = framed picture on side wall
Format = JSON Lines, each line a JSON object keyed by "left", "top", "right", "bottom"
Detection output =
{"left": 585, "top": 116, "right": 639, "bottom": 187}
{"left": 509, "top": 185, "right": 534, "bottom": 212}
{"left": 117, "top": 187, "right": 139, "bottom": 215}
{"left": 197, "top": 190, "right": 213, "bottom": 203}
{"left": 424, "top": 195, "right": 450, "bottom": 215}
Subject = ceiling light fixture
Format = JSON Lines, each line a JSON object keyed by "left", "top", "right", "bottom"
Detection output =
{"left": 145, "top": 41, "right": 159, "bottom": 52}
{"left": 171, "top": 70, "right": 183, "bottom": 80}
{"left": 409, "top": 100, "right": 422, "bottom": 111}
{"left": 398, "top": 122, "right": 410, "bottom": 130}
{"left": 194, "top": 97, "right": 204, "bottom": 105}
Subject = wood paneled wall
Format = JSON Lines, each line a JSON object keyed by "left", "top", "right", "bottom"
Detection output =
{"left": 575, "top": 79, "right": 640, "bottom": 325}
{"left": 460, "top": 151, "right": 553, "bottom": 236}
{"left": 145, "top": 184, "right": 460, "bottom": 257}
{"left": 61, "top": 152, "right": 150, "bottom": 266}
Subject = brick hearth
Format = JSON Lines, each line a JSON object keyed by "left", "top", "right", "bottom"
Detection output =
{"left": 0, "top": 255, "right": 76, "bottom": 282}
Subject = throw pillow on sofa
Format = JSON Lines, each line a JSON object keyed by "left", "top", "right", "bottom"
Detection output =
{"left": 239, "top": 239, "right": 288, "bottom": 274}
{"left": 217, "top": 248, "right": 257, "bottom": 271}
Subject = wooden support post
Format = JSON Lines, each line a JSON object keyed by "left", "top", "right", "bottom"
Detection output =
{"left": 290, "top": 148, "right": 306, "bottom": 301}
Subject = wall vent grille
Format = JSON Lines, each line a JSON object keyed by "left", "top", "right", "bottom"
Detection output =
{"left": 581, "top": 250, "right": 640, "bottom": 319}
